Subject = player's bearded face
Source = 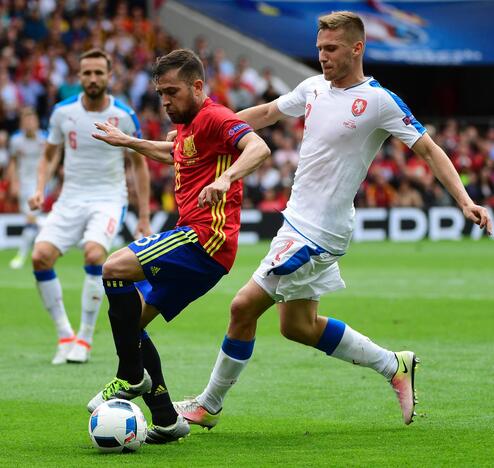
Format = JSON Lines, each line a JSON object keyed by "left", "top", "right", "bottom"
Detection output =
{"left": 79, "top": 57, "right": 110, "bottom": 99}
{"left": 168, "top": 87, "right": 199, "bottom": 124}
{"left": 156, "top": 71, "right": 203, "bottom": 124}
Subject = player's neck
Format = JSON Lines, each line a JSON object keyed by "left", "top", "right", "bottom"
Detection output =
{"left": 82, "top": 94, "right": 110, "bottom": 112}
{"left": 331, "top": 69, "right": 366, "bottom": 89}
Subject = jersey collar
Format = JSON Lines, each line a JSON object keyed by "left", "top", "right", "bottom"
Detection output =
{"left": 328, "top": 76, "right": 373, "bottom": 91}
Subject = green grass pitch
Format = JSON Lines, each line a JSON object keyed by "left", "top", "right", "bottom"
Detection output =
{"left": 1, "top": 239, "right": 493, "bottom": 467}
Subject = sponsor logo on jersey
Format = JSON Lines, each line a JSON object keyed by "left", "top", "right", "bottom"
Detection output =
{"left": 182, "top": 135, "right": 197, "bottom": 157}
{"left": 351, "top": 98, "right": 367, "bottom": 116}
{"left": 343, "top": 119, "right": 357, "bottom": 129}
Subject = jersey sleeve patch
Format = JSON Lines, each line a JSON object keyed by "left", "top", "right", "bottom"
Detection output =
{"left": 227, "top": 123, "right": 252, "bottom": 145}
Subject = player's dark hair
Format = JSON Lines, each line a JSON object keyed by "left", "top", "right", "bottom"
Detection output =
{"left": 80, "top": 48, "right": 112, "bottom": 71}
{"left": 318, "top": 11, "right": 365, "bottom": 43}
{"left": 152, "top": 49, "right": 205, "bottom": 85}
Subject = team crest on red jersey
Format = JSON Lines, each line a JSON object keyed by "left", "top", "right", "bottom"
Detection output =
{"left": 351, "top": 99, "right": 367, "bottom": 117}
{"left": 182, "top": 135, "right": 197, "bottom": 158}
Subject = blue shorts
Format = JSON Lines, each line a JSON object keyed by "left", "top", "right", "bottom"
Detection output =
{"left": 128, "top": 226, "right": 227, "bottom": 321}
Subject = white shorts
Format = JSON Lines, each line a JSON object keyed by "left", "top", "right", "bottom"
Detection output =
{"left": 35, "top": 200, "right": 126, "bottom": 254}
{"left": 253, "top": 222, "right": 346, "bottom": 302}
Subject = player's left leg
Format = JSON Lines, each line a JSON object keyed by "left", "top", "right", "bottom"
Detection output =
{"left": 72, "top": 203, "right": 125, "bottom": 362}
{"left": 278, "top": 300, "right": 418, "bottom": 424}
{"left": 67, "top": 241, "right": 106, "bottom": 363}
{"left": 138, "top": 324, "right": 190, "bottom": 444}
{"left": 87, "top": 247, "right": 151, "bottom": 412}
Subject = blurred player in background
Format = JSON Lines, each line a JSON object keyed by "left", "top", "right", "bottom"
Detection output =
{"left": 174, "top": 11, "right": 492, "bottom": 428}
{"left": 7, "top": 108, "right": 47, "bottom": 269}
{"left": 29, "top": 48, "right": 151, "bottom": 365}
{"left": 86, "top": 49, "right": 270, "bottom": 444}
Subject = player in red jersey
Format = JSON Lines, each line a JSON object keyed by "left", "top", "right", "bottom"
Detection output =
{"left": 86, "top": 49, "right": 271, "bottom": 444}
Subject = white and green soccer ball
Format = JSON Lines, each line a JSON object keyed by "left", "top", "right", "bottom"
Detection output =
{"left": 89, "top": 399, "right": 147, "bottom": 453}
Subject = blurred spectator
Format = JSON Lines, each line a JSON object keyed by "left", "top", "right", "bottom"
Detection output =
{"left": 228, "top": 73, "right": 255, "bottom": 111}
{"left": 365, "top": 172, "right": 396, "bottom": 208}
{"left": 393, "top": 178, "right": 424, "bottom": 208}
{"left": 0, "top": 130, "right": 9, "bottom": 169}
{"left": 1, "top": 1, "right": 493, "bottom": 217}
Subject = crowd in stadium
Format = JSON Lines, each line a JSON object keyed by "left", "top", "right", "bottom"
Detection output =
{"left": 1, "top": 0, "right": 493, "bottom": 215}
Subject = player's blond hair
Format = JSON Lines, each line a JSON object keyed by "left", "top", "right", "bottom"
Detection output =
{"left": 318, "top": 11, "right": 365, "bottom": 43}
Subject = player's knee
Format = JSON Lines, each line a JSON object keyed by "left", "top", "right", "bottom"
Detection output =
{"left": 32, "top": 246, "right": 55, "bottom": 270}
{"left": 279, "top": 322, "right": 307, "bottom": 344}
{"left": 84, "top": 247, "right": 106, "bottom": 266}
{"left": 102, "top": 253, "right": 122, "bottom": 279}
{"left": 230, "top": 294, "right": 255, "bottom": 325}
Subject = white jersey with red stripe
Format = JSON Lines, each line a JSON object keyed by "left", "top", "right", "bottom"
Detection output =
{"left": 47, "top": 93, "right": 141, "bottom": 205}
{"left": 277, "top": 75, "right": 426, "bottom": 254}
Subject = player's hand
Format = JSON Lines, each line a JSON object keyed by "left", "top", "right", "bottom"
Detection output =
{"left": 198, "top": 176, "right": 231, "bottom": 208}
{"left": 135, "top": 217, "right": 152, "bottom": 238}
{"left": 28, "top": 190, "right": 44, "bottom": 210}
{"left": 92, "top": 121, "right": 130, "bottom": 147}
{"left": 166, "top": 130, "right": 177, "bottom": 142}
{"left": 462, "top": 203, "right": 493, "bottom": 236}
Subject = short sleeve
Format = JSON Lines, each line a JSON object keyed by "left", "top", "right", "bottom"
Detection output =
{"left": 276, "top": 77, "right": 312, "bottom": 117}
{"left": 221, "top": 119, "right": 253, "bottom": 147}
{"left": 377, "top": 88, "right": 426, "bottom": 149}
{"left": 47, "top": 108, "right": 64, "bottom": 145}
{"left": 207, "top": 108, "right": 253, "bottom": 148}
{"left": 9, "top": 135, "right": 20, "bottom": 156}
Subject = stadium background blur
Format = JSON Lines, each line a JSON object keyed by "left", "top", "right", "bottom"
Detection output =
{"left": 1, "top": 0, "right": 493, "bottom": 224}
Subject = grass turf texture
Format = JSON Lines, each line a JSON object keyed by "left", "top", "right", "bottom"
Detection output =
{"left": 1, "top": 239, "right": 493, "bottom": 467}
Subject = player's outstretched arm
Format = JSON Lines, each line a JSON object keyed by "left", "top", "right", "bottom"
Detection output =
{"left": 236, "top": 100, "right": 285, "bottom": 130}
{"left": 29, "top": 143, "right": 60, "bottom": 210}
{"left": 92, "top": 121, "right": 174, "bottom": 164}
{"left": 126, "top": 150, "right": 152, "bottom": 237}
{"left": 412, "top": 133, "right": 492, "bottom": 235}
{"left": 198, "top": 132, "right": 271, "bottom": 208}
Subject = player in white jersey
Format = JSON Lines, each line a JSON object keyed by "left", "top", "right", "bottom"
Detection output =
{"left": 29, "top": 49, "right": 151, "bottom": 365}
{"left": 174, "top": 12, "right": 492, "bottom": 428}
{"left": 7, "top": 108, "right": 47, "bottom": 269}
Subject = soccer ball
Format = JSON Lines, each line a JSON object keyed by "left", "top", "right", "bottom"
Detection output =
{"left": 88, "top": 399, "right": 147, "bottom": 453}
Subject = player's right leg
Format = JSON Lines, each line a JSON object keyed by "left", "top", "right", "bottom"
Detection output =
{"left": 174, "top": 280, "right": 273, "bottom": 429}
{"left": 33, "top": 202, "right": 88, "bottom": 364}
{"left": 32, "top": 241, "right": 75, "bottom": 364}
{"left": 87, "top": 246, "right": 150, "bottom": 412}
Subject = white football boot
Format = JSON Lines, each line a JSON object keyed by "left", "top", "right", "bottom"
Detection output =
{"left": 51, "top": 337, "right": 75, "bottom": 365}
{"left": 66, "top": 339, "right": 91, "bottom": 363}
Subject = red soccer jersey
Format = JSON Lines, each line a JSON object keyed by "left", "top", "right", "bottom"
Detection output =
{"left": 173, "top": 98, "right": 252, "bottom": 271}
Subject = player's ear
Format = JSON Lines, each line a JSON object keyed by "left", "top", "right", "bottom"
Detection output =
{"left": 353, "top": 41, "right": 364, "bottom": 57}
{"left": 193, "top": 79, "right": 204, "bottom": 95}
